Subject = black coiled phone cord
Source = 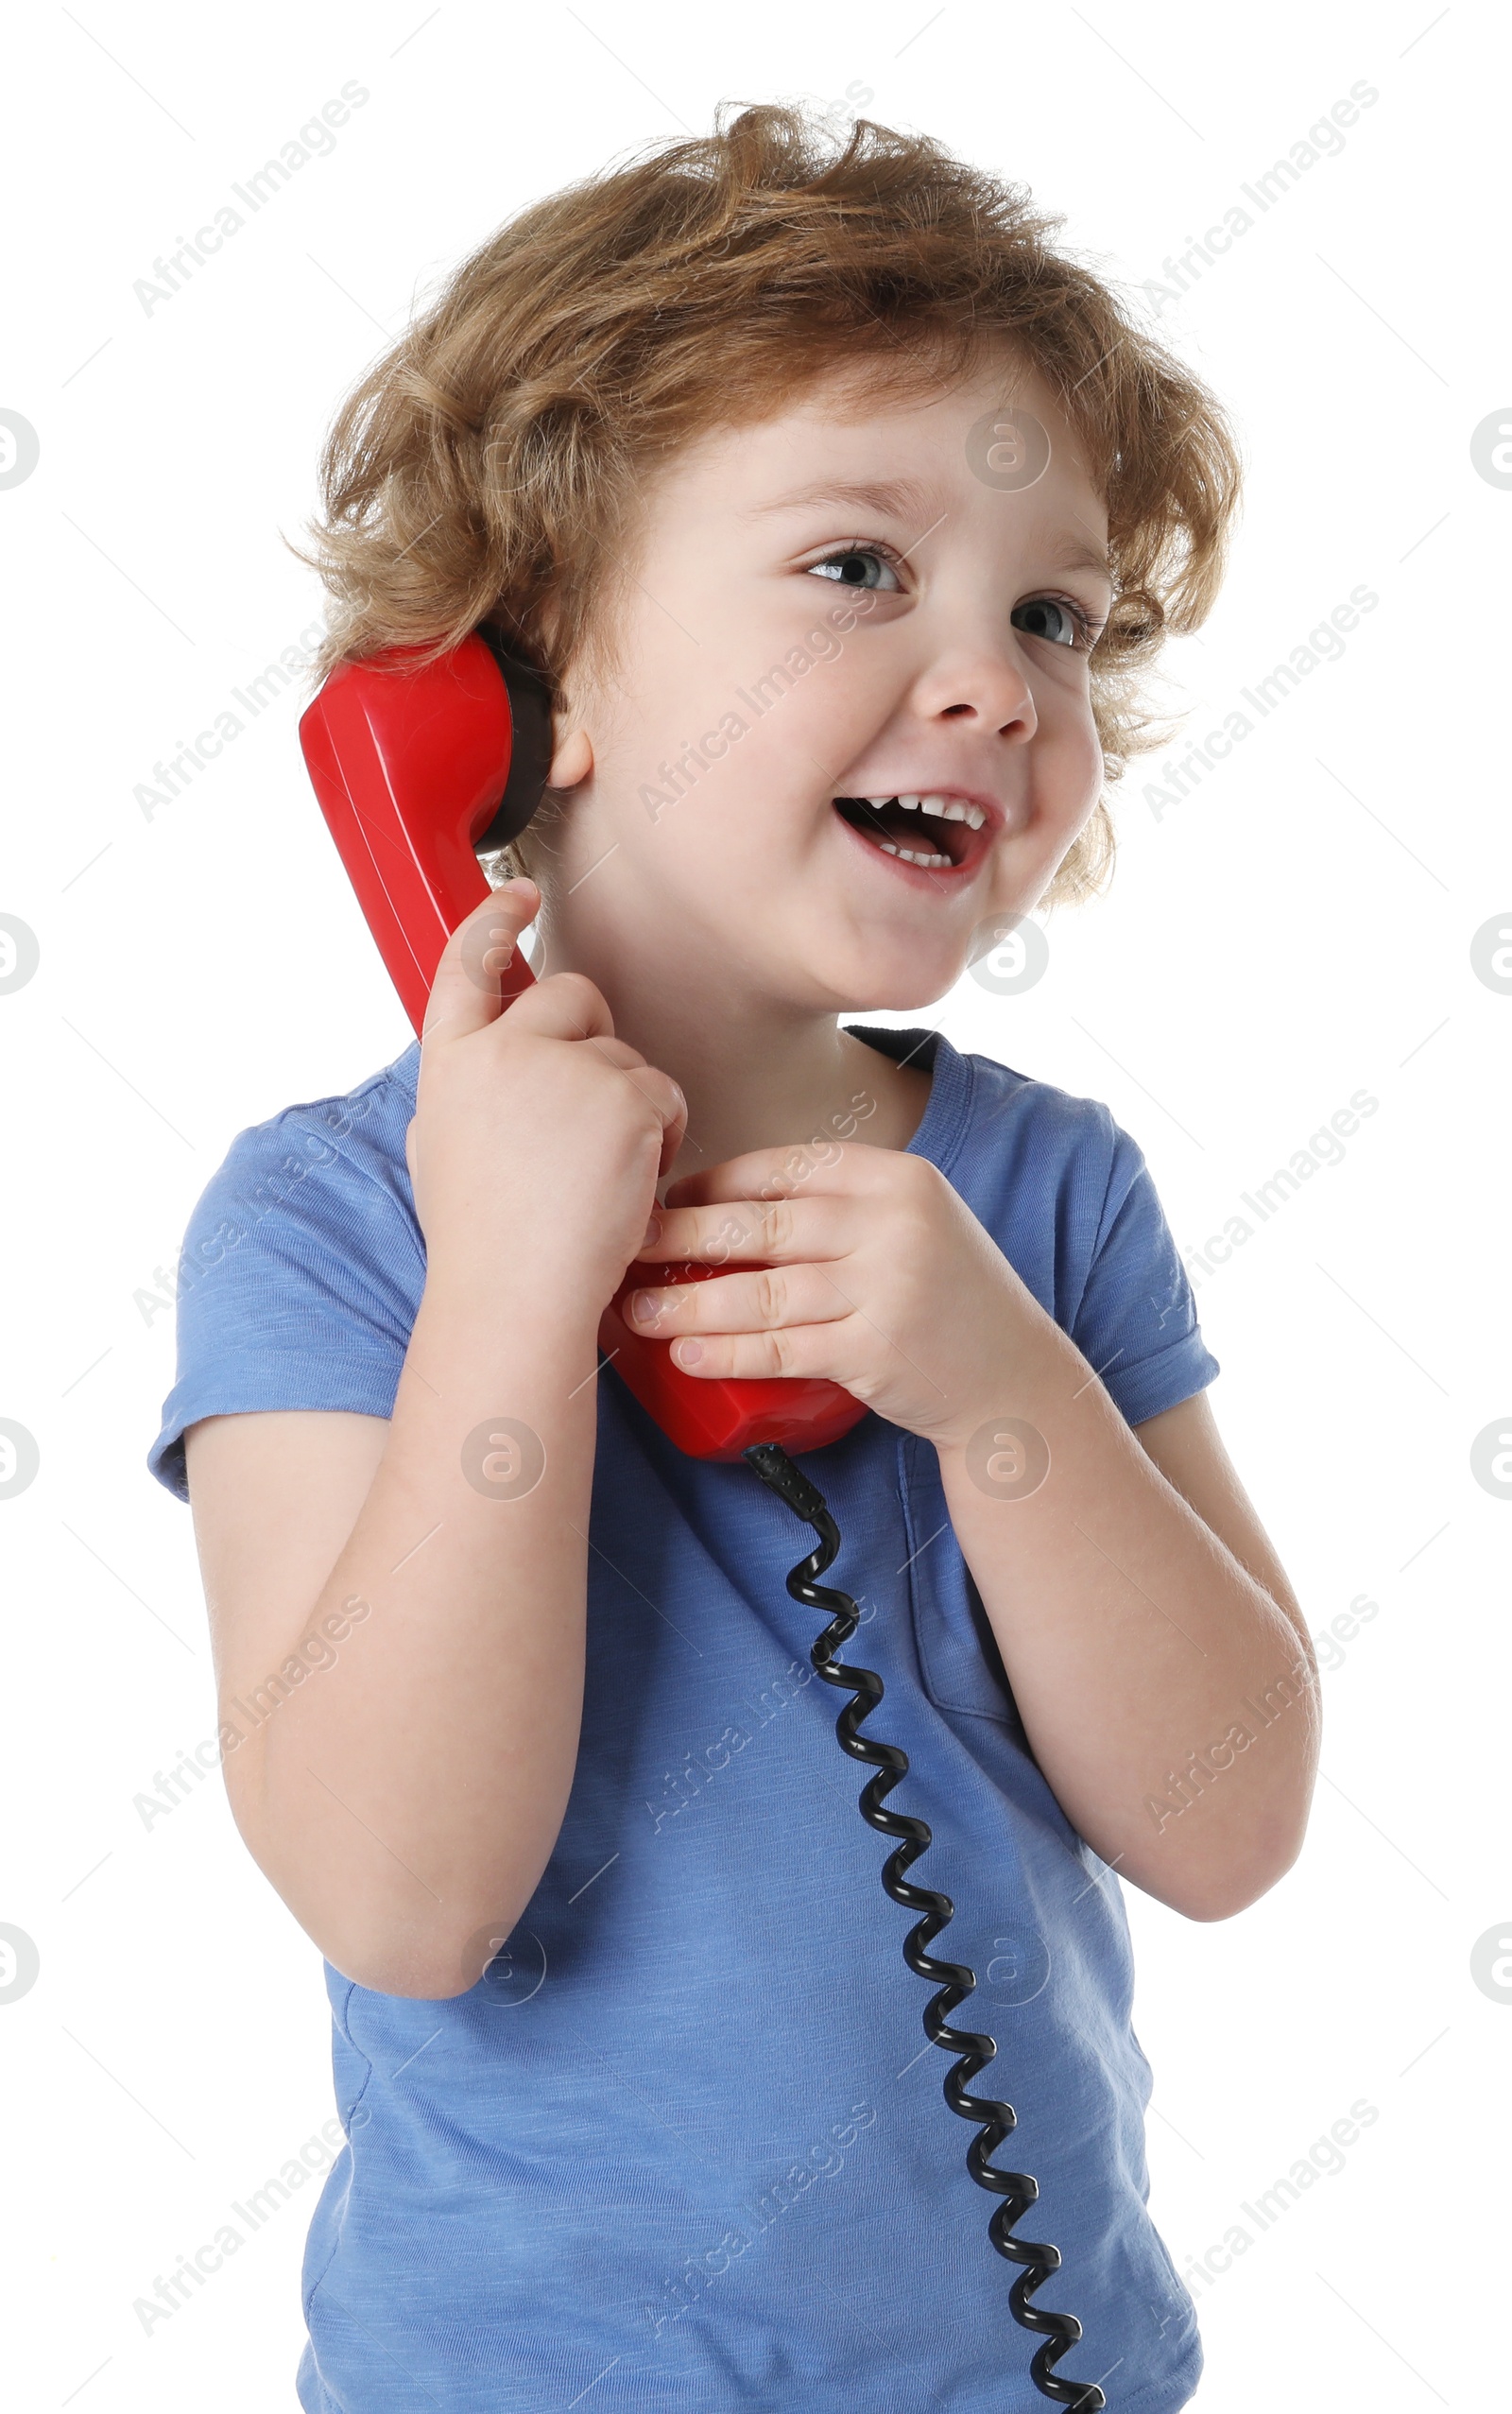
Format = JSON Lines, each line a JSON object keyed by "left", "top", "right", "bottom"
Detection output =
{"left": 744, "top": 1441, "right": 1107, "bottom": 2414}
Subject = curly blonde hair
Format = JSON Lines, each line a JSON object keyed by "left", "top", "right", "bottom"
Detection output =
{"left": 290, "top": 99, "right": 1242, "bottom": 907}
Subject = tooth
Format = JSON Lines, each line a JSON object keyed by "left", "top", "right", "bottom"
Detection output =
{"left": 895, "top": 794, "right": 923, "bottom": 812}
{"left": 866, "top": 795, "right": 899, "bottom": 808}
{"left": 868, "top": 832, "right": 954, "bottom": 868}
{"left": 918, "top": 797, "right": 946, "bottom": 817}
{"left": 963, "top": 804, "right": 985, "bottom": 829}
{"left": 941, "top": 802, "right": 967, "bottom": 821}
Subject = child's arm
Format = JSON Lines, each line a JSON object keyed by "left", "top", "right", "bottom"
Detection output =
{"left": 183, "top": 891, "right": 686, "bottom": 2000}
{"left": 930, "top": 1356, "right": 1317, "bottom": 1922}
{"left": 626, "top": 1144, "right": 1319, "bottom": 1923}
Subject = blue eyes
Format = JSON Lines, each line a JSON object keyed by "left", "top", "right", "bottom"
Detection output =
{"left": 807, "top": 545, "right": 905, "bottom": 594}
{"left": 804, "top": 546, "right": 1097, "bottom": 649}
{"left": 1010, "top": 596, "right": 1090, "bottom": 650}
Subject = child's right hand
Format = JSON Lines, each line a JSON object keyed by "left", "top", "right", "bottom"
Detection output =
{"left": 405, "top": 883, "right": 687, "bottom": 1322}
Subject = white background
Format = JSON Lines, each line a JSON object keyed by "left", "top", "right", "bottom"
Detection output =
{"left": 2, "top": 3, "right": 1506, "bottom": 2407}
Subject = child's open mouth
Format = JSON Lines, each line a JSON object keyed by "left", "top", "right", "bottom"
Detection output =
{"left": 832, "top": 793, "right": 992, "bottom": 877}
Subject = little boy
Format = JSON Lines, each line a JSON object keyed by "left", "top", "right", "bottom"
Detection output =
{"left": 151, "top": 100, "right": 1317, "bottom": 2413}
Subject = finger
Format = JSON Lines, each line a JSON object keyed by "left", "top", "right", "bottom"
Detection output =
{"left": 491, "top": 967, "right": 618, "bottom": 1044}
{"left": 422, "top": 883, "right": 541, "bottom": 1042}
{"left": 646, "top": 1070, "right": 689, "bottom": 1177}
{"left": 662, "top": 1138, "right": 891, "bottom": 1209}
{"left": 633, "top": 1195, "right": 854, "bottom": 1264}
{"left": 579, "top": 1035, "right": 651, "bottom": 1076}
{"left": 589, "top": 1059, "right": 686, "bottom": 1178}
{"left": 661, "top": 1319, "right": 864, "bottom": 1386}
{"left": 624, "top": 1262, "right": 853, "bottom": 1338}
{"left": 504, "top": 979, "right": 685, "bottom": 1164}
{"left": 515, "top": 996, "right": 686, "bottom": 1161}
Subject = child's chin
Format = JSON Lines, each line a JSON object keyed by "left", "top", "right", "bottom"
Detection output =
{"left": 825, "top": 951, "right": 960, "bottom": 1014}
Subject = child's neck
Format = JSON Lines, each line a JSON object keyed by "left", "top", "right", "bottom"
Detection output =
{"left": 529, "top": 922, "right": 933, "bottom": 1194}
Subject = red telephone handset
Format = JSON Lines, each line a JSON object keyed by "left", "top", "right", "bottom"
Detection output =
{"left": 298, "top": 630, "right": 868, "bottom": 1461}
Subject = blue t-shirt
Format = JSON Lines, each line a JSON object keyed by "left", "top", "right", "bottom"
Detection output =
{"left": 149, "top": 1025, "right": 1219, "bottom": 2414}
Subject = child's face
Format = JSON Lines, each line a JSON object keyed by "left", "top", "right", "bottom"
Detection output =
{"left": 547, "top": 349, "right": 1114, "bottom": 1013}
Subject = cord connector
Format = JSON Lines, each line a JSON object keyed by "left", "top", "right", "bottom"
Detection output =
{"left": 744, "top": 1440, "right": 830, "bottom": 1528}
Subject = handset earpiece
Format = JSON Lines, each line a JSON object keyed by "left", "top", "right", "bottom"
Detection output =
{"left": 470, "top": 625, "right": 556, "bottom": 855}
{"left": 298, "top": 629, "right": 553, "bottom": 1034}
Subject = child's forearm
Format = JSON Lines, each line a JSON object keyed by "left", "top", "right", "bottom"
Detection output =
{"left": 236, "top": 1267, "right": 599, "bottom": 1999}
{"left": 935, "top": 1313, "right": 1320, "bottom": 1922}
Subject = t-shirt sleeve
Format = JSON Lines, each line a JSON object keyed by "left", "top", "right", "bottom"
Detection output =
{"left": 146, "top": 1095, "right": 425, "bottom": 1505}
{"left": 1069, "top": 1112, "right": 1219, "bottom": 1428}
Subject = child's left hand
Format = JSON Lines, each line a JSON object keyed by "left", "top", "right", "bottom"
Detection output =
{"left": 625, "top": 1146, "right": 1050, "bottom": 1451}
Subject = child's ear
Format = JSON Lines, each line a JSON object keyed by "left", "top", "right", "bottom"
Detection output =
{"left": 536, "top": 598, "right": 597, "bottom": 789}
{"left": 548, "top": 725, "right": 593, "bottom": 788}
